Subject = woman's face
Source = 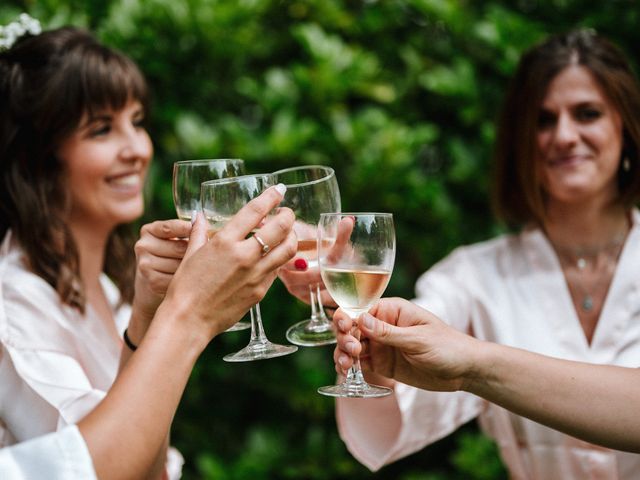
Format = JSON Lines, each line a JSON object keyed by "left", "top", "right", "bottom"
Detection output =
{"left": 57, "top": 99, "right": 152, "bottom": 232}
{"left": 536, "top": 65, "right": 623, "bottom": 206}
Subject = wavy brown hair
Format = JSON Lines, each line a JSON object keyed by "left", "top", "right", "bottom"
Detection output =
{"left": 0, "top": 27, "right": 149, "bottom": 311}
{"left": 492, "top": 30, "right": 640, "bottom": 227}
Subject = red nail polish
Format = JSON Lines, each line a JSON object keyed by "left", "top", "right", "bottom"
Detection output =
{"left": 294, "top": 258, "right": 308, "bottom": 270}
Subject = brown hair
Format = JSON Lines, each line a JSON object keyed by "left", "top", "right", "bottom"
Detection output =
{"left": 0, "top": 27, "right": 149, "bottom": 310}
{"left": 492, "top": 30, "right": 640, "bottom": 226}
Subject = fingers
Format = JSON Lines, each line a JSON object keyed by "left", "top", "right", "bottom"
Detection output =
{"left": 358, "top": 312, "right": 406, "bottom": 348}
{"left": 334, "top": 309, "right": 353, "bottom": 333}
{"left": 327, "top": 216, "right": 354, "bottom": 263}
{"left": 258, "top": 229, "right": 298, "bottom": 273}
{"left": 184, "top": 212, "right": 208, "bottom": 259}
{"left": 141, "top": 219, "right": 192, "bottom": 241}
{"left": 136, "top": 233, "right": 188, "bottom": 261}
{"left": 334, "top": 345, "right": 354, "bottom": 375}
{"left": 277, "top": 267, "right": 322, "bottom": 290}
{"left": 223, "top": 184, "right": 287, "bottom": 240}
{"left": 251, "top": 205, "right": 295, "bottom": 254}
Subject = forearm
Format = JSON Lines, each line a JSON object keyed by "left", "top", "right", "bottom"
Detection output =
{"left": 79, "top": 301, "right": 206, "bottom": 479}
{"left": 116, "top": 308, "right": 169, "bottom": 479}
{"left": 464, "top": 341, "right": 640, "bottom": 452}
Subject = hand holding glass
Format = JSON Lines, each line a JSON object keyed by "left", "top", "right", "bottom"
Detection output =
{"left": 272, "top": 165, "right": 341, "bottom": 347}
{"left": 201, "top": 174, "right": 298, "bottom": 361}
{"left": 172, "top": 158, "right": 249, "bottom": 332}
{"left": 317, "top": 213, "right": 395, "bottom": 397}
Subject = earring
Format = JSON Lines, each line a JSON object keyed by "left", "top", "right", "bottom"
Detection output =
{"left": 623, "top": 157, "right": 631, "bottom": 172}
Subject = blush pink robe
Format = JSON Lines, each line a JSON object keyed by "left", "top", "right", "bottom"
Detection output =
{"left": 337, "top": 210, "right": 640, "bottom": 479}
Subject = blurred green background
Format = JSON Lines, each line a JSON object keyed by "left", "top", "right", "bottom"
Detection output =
{"left": 2, "top": 1, "right": 638, "bottom": 478}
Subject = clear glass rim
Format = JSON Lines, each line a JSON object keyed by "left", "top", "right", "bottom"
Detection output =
{"left": 271, "top": 165, "right": 335, "bottom": 188}
{"left": 201, "top": 173, "right": 273, "bottom": 188}
{"left": 319, "top": 212, "right": 393, "bottom": 217}
{"left": 174, "top": 158, "right": 244, "bottom": 167}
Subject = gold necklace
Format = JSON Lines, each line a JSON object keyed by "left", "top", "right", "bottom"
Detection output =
{"left": 552, "top": 233, "right": 626, "bottom": 312}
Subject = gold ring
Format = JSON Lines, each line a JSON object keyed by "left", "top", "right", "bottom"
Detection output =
{"left": 253, "top": 234, "right": 270, "bottom": 255}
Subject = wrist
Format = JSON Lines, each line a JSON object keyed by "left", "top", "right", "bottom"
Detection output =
{"left": 152, "top": 296, "right": 213, "bottom": 356}
{"left": 459, "top": 338, "right": 498, "bottom": 395}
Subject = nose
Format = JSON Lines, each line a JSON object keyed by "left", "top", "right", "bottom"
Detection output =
{"left": 553, "top": 112, "right": 579, "bottom": 147}
{"left": 119, "top": 126, "right": 152, "bottom": 164}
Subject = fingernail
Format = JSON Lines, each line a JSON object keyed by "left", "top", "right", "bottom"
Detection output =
{"left": 190, "top": 210, "right": 197, "bottom": 225}
{"left": 362, "top": 313, "right": 375, "bottom": 330}
{"left": 294, "top": 258, "right": 308, "bottom": 270}
{"left": 275, "top": 183, "right": 286, "bottom": 196}
{"left": 346, "top": 341, "right": 357, "bottom": 355}
{"left": 337, "top": 319, "right": 347, "bottom": 331}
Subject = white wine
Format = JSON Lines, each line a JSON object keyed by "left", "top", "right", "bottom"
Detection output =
{"left": 321, "top": 267, "right": 391, "bottom": 317}
{"left": 176, "top": 211, "right": 193, "bottom": 222}
{"left": 203, "top": 210, "right": 233, "bottom": 232}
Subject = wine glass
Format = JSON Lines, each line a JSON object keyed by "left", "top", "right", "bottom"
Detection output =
{"left": 172, "top": 158, "right": 250, "bottom": 332}
{"left": 317, "top": 213, "right": 395, "bottom": 398}
{"left": 272, "top": 165, "right": 341, "bottom": 347}
{"left": 201, "top": 173, "right": 299, "bottom": 362}
{"left": 172, "top": 159, "right": 245, "bottom": 220}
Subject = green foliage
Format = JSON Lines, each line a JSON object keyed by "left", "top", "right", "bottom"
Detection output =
{"left": 2, "top": 0, "right": 639, "bottom": 478}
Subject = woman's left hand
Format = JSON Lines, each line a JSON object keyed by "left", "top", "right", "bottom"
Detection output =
{"left": 131, "top": 220, "right": 193, "bottom": 333}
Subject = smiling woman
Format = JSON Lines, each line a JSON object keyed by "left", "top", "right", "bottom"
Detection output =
{"left": 0, "top": 26, "right": 186, "bottom": 478}
{"left": 334, "top": 30, "right": 640, "bottom": 480}
{"left": 58, "top": 100, "right": 152, "bottom": 232}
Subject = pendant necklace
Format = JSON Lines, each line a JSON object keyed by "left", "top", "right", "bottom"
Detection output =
{"left": 554, "top": 233, "right": 626, "bottom": 313}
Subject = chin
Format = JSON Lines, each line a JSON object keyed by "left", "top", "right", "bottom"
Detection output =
{"left": 111, "top": 201, "right": 145, "bottom": 225}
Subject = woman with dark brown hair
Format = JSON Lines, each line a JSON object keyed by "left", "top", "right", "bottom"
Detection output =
{"left": 331, "top": 30, "right": 640, "bottom": 479}
{"left": 0, "top": 21, "right": 262, "bottom": 479}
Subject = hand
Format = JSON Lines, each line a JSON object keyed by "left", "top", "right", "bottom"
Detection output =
{"left": 277, "top": 215, "right": 354, "bottom": 306}
{"left": 277, "top": 260, "right": 335, "bottom": 307}
{"left": 130, "top": 220, "right": 192, "bottom": 339}
{"left": 333, "top": 297, "right": 479, "bottom": 392}
{"left": 162, "top": 185, "right": 297, "bottom": 340}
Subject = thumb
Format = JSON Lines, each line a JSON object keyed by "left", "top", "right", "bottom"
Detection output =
{"left": 359, "top": 312, "right": 408, "bottom": 349}
{"left": 185, "top": 211, "right": 208, "bottom": 259}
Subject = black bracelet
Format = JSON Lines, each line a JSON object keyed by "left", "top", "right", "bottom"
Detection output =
{"left": 123, "top": 328, "right": 138, "bottom": 351}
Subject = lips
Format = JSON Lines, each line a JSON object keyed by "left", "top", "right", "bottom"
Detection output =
{"left": 105, "top": 172, "right": 143, "bottom": 191}
{"left": 547, "top": 154, "right": 590, "bottom": 168}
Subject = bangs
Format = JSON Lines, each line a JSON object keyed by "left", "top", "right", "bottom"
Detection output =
{"left": 78, "top": 45, "right": 149, "bottom": 118}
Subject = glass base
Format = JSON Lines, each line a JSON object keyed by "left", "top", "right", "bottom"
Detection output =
{"left": 224, "top": 320, "right": 251, "bottom": 332}
{"left": 286, "top": 319, "right": 336, "bottom": 347}
{"left": 223, "top": 340, "right": 298, "bottom": 362}
{"left": 317, "top": 381, "right": 392, "bottom": 398}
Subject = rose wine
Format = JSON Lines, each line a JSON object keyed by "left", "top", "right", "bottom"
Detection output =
{"left": 321, "top": 267, "right": 391, "bottom": 317}
{"left": 297, "top": 239, "right": 333, "bottom": 268}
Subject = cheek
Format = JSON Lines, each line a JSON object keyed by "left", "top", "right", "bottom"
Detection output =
{"left": 141, "top": 133, "right": 153, "bottom": 163}
{"left": 592, "top": 124, "right": 622, "bottom": 166}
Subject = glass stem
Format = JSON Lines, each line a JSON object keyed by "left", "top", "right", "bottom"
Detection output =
{"left": 248, "top": 303, "right": 268, "bottom": 349}
{"left": 307, "top": 283, "right": 329, "bottom": 329}
{"left": 345, "top": 317, "right": 367, "bottom": 385}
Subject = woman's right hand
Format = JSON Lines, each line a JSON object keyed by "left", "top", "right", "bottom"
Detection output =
{"left": 333, "top": 297, "right": 479, "bottom": 393}
{"left": 161, "top": 185, "right": 297, "bottom": 340}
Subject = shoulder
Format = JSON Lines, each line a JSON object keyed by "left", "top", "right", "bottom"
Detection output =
{"left": 436, "top": 230, "right": 532, "bottom": 272}
{"left": 0, "top": 233, "right": 73, "bottom": 349}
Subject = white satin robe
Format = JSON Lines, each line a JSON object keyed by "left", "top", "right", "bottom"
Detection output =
{"left": 0, "top": 231, "right": 183, "bottom": 478}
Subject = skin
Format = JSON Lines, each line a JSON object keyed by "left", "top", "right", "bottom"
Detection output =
{"left": 537, "top": 64, "right": 623, "bottom": 208}
{"left": 333, "top": 298, "right": 640, "bottom": 453}
{"left": 79, "top": 187, "right": 297, "bottom": 480}
{"left": 278, "top": 216, "right": 354, "bottom": 308}
{"left": 536, "top": 65, "right": 629, "bottom": 343}
{"left": 325, "top": 65, "right": 638, "bottom": 460}
{"left": 55, "top": 99, "right": 192, "bottom": 478}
